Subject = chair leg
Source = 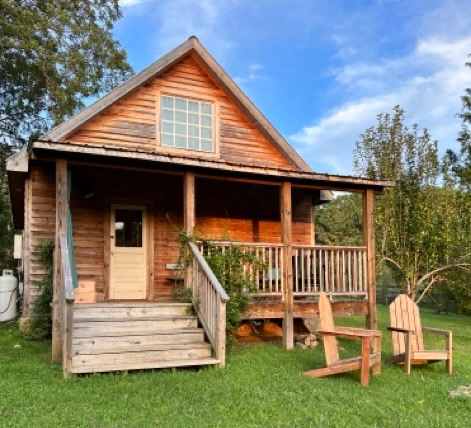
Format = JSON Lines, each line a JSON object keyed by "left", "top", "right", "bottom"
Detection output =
{"left": 372, "top": 335, "right": 382, "bottom": 376}
{"left": 446, "top": 333, "right": 453, "bottom": 375}
{"left": 404, "top": 333, "right": 412, "bottom": 375}
{"left": 360, "top": 337, "right": 370, "bottom": 386}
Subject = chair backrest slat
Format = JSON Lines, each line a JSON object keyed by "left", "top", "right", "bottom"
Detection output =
{"left": 318, "top": 293, "right": 339, "bottom": 365}
{"left": 389, "top": 294, "right": 424, "bottom": 356}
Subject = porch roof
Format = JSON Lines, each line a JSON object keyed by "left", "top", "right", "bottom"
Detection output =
{"left": 31, "top": 140, "right": 394, "bottom": 191}
{"left": 7, "top": 140, "right": 393, "bottom": 230}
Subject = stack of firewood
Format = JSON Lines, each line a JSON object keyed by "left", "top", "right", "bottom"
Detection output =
{"left": 295, "top": 333, "right": 319, "bottom": 349}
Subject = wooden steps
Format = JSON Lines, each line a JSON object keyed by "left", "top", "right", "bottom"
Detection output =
{"left": 73, "top": 302, "right": 193, "bottom": 319}
{"left": 71, "top": 358, "right": 221, "bottom": 374}
{"left": 70, "top": 302, "right": 218, "bottom": 374}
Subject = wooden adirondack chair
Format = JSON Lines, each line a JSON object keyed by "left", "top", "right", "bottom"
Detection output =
{"left": 389, "top": 294, "right": 453, "bottom": 375}
{"left": 304, "top": 293, "right": 382, "bottom": 386}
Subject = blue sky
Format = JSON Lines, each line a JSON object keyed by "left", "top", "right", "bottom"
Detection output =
{"left": 114, "top": 0, "right": 471, "bottom": 174}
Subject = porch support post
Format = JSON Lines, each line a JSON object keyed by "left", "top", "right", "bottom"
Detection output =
{"left": 183, "top": 172, "right": 195, "bottom": 235}
{"left": 183, "top": 172, "right": 195, "bottom": 288}
{"left": 363, "top": 188, "right": 377, "bottom": 330}
{"left": 52, "top": 159, "right": 68, "bottom": 363}
{"left": 280, "top": 181, "right": 294, "bottom": 350}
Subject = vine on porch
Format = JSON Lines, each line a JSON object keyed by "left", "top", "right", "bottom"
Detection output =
{"left": 178, "top": 233, "right": 265, "bottom": 338}
{"left": 29, "top": 240, "right": 54, "bottom": 339}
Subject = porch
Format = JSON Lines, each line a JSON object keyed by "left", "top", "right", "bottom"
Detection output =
{"left": 199, "top": 241, "right": 370, "bottom": 319}
{"left": 43, "top": 152, "right": 383, "bottom": 375}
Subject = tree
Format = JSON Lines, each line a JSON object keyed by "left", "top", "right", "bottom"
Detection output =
{"left": 444, "top": 55, "right": 471, "bottom": 189}
{"left": 0, "top": 0, "right": 132, "bottom": 146}
{"left": 0, "top": 145, "right": 14, "bottom": 268}
{"left": 354, "top": 106, "right": 471, "bottom": 302}
{"left": 314, "top": 193, "right": 363, "bottom": 246}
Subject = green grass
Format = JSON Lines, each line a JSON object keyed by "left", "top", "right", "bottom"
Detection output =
{"left": 1, "top": 306, "right": 471, "bottom": 428}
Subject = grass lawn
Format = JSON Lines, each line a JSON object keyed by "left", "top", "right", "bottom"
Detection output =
{"left": 1, "top": 306, "right": 471, "bottom": 428}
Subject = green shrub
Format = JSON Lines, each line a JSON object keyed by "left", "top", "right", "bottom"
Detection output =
{"left": 180, "top": 234, "right": 264, "bottom": 337}
{"left": 29, "top": 240, "right": 54, "bottom": 339}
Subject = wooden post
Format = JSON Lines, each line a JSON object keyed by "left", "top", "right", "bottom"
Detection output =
{"left": 447, "top": 333, "right": 453, "bottom": 375}
{"left": 183, "top": 172, "right": 195, "bottom": 289}
{"left": 216, "top": 298, "right": 226, "bottom": 368}
{"left": 280, "top": 181, "right": 293, "bottom": 350}
{"left": 363, "top": 189, "right": 377, "bottom": 330}
{"left": 62, "top": 300, "right": 73, "bottom": 377}
{"left": 360, "top": 336, "right": 371, "bottom": 386}
{"left": 183, "top": 172, "right": 195, "bottom": 234}
{"left": 372, "top": 335, "right": 382, "bottom": 376}
{"left": 52, "top": 159, "right": 68, "bottom": 363}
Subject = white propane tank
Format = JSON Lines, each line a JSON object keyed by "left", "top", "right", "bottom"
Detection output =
{"left": 0, "top": 269, "right": 18, "bottom": 322}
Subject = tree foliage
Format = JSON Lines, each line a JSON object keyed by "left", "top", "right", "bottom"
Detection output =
{"left": 0, "top": 145, "right": 14, "bottom": 269}
{"left": 0, "top": 0, "right": 132, "bottom": 145}
{"left": 315, "top": 193, "right": 363, "bottom": 246}
{"left": 354, "top": 105, "right": 471, "bottom": 302}
{"left": 29, "top": 240, "right": 54, "bottom": 339}
{"left": 443, "top": 55, "right": 471, "bottom": 189}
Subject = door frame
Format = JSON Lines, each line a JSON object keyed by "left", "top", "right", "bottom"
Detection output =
{"left": 105, "top": 203, "right": 154, "bottom": 301}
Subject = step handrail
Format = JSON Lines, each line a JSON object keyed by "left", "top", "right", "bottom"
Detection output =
{"left": 187, "top": 241, "right": 229, "bottom": 367}
{"left": 188, "top": 242, "right": 229, "bottom": 302}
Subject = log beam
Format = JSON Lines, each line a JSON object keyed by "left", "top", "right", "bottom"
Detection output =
{"left": 183, "top": 172, "right": 195, "bottom": 289}
{"left": 52, "top": 159, "right": 68, "bottom": 363}
{"left": 183, "top": 172, "right": 195, "bottom": 235}
{"left": 363, "top": 189, "right": 377, "bottom": 330}
{"left": 280, "top": 181, "right": 294, "bottom": 349}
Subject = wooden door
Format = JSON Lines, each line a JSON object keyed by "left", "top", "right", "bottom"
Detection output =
{"left": 109, "top": 205, "right": 148, "bottom": 300}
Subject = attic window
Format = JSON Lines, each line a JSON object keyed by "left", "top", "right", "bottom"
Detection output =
{"left": 160, "top": 95, "right": 214, "bottom": 152}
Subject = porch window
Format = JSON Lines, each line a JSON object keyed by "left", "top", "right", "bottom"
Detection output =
{"left": 114, "top": 209, "right": 143, "bottom": 248}
{"left": 160, "top": 95, "right": 214, "bottom": 152}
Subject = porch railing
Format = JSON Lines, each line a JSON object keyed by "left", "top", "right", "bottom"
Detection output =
{"left": 293, "top": 245, "right": 367, "bottom": 296}
{"left": 198, "top": 241, "right": 284, "bottom": 296}
{"left": 187, "top": 242, "right": 229, "bottom": 367}
{"left": 200, "top": 241, "right": 367, "bottom": 298}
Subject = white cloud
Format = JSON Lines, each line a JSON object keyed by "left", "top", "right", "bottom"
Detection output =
{"left": 291, "top": 35, "right": 471, "bottom": 174}
{"left": 119, "top": 0, "right": 147, "bottom": 7}
{"left": 234, "top": 63, "right": 264, "bottom": 86}
{"left": 153, "top": 0, "right": 235, "bottom": 60}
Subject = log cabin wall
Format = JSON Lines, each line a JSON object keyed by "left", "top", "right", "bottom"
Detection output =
{"left": 65, "top": 54, "right": 298, "bottom": 171}
{"left": 69, "top": 166, "right": 183, "bottom": 301}
{"left": 196, "top": 179, "right": 314, "bottom": 245}
{"left": 24, "top": 163, "right": 315, "bottom": 306}
{"left": 23, "top": 162, "right": 56, "bottom": 316}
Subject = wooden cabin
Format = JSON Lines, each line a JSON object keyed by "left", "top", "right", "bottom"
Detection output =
{"left": 7, "top": 36, "right": 392, "bottom": 376}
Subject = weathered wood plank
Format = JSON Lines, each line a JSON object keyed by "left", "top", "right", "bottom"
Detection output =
{"left": 52, "top": 159, "right": 67, "bottom": 363}
{"left": 280, "top": 181, "right": 293, "bottom": 350}
{"left": 70, "top": 357, "right": 220, "bottom": 374}
{"left": 363, "top": 189, "right": 377, "bottom": 330}
{"left": 242, "top": 300, "right": 368, "bottom": 320}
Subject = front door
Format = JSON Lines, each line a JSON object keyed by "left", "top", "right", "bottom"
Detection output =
{"left": 109, "top": 205, "right": 147, "bottom": 300}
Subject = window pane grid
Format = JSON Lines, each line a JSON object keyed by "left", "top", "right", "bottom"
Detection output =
{"left": 160, "top": 95, "right": 213, "bottom": 152}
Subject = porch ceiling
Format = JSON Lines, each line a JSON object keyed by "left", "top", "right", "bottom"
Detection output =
{"left": 32, "top": 140, "right": 394, "bottom": 192}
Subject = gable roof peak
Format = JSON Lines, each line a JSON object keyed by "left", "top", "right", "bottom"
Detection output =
{"left": 43, "top": 37, "right": 311, "bottom": 172}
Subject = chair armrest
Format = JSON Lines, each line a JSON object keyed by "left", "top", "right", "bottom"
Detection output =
{"left": 423, "top": 326, "right": 452, "bottom": 337}
{"left": 388, "top": 326, "right": 415, "bottom": 334}
{"left": 318, "top": 327, "right": 381, "bottom": 338}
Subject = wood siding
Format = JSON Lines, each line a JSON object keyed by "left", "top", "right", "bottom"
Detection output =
{"left": 24, "top": 163, "right": 314, "bottom": 306}
{"left": 196, "top": 179, "right": 313, "bottom": 245}
{"left": 66, "top": 54, "right": 296, "bottom": 170}
{"left": 23, "top": 163, "right": 56, "bottom": 315}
